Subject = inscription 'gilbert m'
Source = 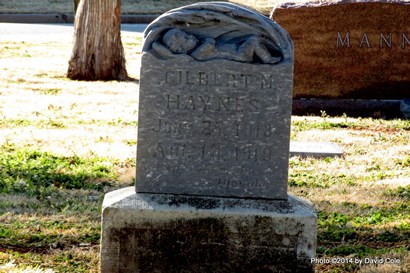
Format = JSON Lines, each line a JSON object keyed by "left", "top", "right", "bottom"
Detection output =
{"left": 165, "top": 70, "right": 276, "bottom": 89}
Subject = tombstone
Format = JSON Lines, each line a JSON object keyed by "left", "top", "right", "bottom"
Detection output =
{"left": 101, "top": 3, "right": 317, "bottom": 272}
{"left": 136, "top": 3, "right": 294, "bottom": 200}
{"left": 271, "top": 0, "right": 410, "bottom": 100}
{"left": 401, "top": 99, "right": 410, "bottom": 118}
{"left": 290, "top": 141, "right": 344, "bottom": 158}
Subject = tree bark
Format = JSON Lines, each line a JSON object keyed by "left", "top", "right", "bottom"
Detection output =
{"left": 67, "top": 0, "right": 128, "bottom": 81}
{"left": 74, "top": 0, "right": 81, "bottom": 15}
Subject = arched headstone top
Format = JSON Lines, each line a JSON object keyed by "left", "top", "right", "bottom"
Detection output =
{"left": 137, "top": 2, "right": 294, "bottom": 200}
{"left": 142, "top": 2, "right": 294, "bottom": 64}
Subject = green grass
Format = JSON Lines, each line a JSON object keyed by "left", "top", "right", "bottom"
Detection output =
{"left": 291, "top": 115, "right": 410, "bottom": 132}
{"left": 385, "top": 186, "right": 410, "bottom": 199}
{"left": 32, "top": 88, "right": 62, "bottom": 95}
{"left": 1, "top": 24, "right": 409, "bottom": 273}
{"left": 0, "top": 145, "right": 118, "bottom": 272}
{"left": 288, "top": 116, "right": 410, "bottom": 272}
{"left": 0, "top": 143, "right": 118, "bottom": 195}
{"left": 0, "top": 117, "right": 137, "bottom": 129}
{"left": 0, "top": 117, "right": 408, "bottom": 272}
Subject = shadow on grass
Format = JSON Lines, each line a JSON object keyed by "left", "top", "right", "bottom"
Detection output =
{"left": 316, "top": 202, "right": 410, "bottom": 258}
{"left": 0, "top": 144, "right": 116, "bottom": 194}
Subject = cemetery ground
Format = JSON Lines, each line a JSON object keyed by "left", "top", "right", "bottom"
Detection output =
{"left": 0, "top": 0, "right": 273, "bottom": 17}
{"left": 0, "top": 29, "right": 409, "bottom": 273}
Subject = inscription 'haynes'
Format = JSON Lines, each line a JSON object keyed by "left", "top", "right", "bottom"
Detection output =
{"left": 136, "top": 2, "right": 294, "bottom": 199}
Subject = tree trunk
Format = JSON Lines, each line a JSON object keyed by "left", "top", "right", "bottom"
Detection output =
{"left": 67, "top": 0, "right": 128, "bottom": 81}
{"left": 74, "top": 0, "right": 81, "bottom": 15}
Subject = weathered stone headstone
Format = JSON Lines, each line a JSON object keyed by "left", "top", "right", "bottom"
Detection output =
{"left": 136, "top": 2, "right": 293, "bottom": 199}
{"left": 271, "top": 0, "right": 410, "bottom": 99}
{"left": 101, "top": 3, "right": 317, "bottom": 273}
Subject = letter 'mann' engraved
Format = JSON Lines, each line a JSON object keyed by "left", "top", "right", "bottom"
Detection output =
{"left": 359, "top": 33, "right": 371, "bottom": 48}
{"left": 336, "top": 32, "right": 351, "bottom": 48}
{"left": 380, "top": 33, "right": 392, "bottom": 48}
{"left": 336, "top": 32, "right": 410, "bottom": 49}
{"left": 402, "top": 33, "right": 410, "bottom": 49}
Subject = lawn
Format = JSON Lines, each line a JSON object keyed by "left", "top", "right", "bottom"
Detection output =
{"left": 0, "top": 18, "right": 409, "bottom": 273}
{"left": 0, "top": 0, "right": 274, "bottom": 16}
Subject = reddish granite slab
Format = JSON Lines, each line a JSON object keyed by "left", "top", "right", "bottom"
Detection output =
{"left": 271, "top": 1, "right": 410, "bottom": 99}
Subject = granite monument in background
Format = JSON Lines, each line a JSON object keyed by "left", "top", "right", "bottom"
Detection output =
{"left": 101, "top": 2, "right": 317, "bottom": 272}
{"left": 271, "top": 0, "right": 410, "bottom": 100}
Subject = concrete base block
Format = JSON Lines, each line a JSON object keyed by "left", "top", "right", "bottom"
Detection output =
{"left": 100, "top": 187, "right": 317, "bottom": 273}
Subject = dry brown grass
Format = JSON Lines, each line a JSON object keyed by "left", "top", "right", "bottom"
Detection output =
{"left": 0, "top": 0, "right": 274, "bottom": 15}
{"left": 0, "top": 18, "right": 409, "bottom": 273}
{"left": 290, "top": 116, "right": 410, "bottom": 207}
{"left": 0, "top": 26, "right": 141, "bottom": 164}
